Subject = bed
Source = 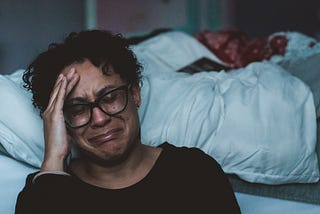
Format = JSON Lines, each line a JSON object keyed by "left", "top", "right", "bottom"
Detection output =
{"left": 1, "top": 29, "right": 320, "bottom": 213}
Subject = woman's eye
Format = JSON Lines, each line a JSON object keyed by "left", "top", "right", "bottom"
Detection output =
{"left": 101, "top": 92, "right": 118, "bottom": 104}
{"left": 68, "top": 105, "right": 87, "bottom": 117}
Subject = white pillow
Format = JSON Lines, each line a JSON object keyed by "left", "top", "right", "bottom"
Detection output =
{"left": 0, "top": 69, "right": 44, "bottom": 168}
{"left": 131, "top": 31, "right": 225, "bottom": 74}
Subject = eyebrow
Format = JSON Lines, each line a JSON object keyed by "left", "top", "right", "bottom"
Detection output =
{"left": 95, "top": 85, "right": 118, "bottom": 98}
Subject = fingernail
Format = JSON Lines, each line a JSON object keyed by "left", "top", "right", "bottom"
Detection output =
{"left": 70, "top": 68, "right": 76, "bottom": 74}
{"left": 57, "top": 74, "right": 63, "bottom": 81}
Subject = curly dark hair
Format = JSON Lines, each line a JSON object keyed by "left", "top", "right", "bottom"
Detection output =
{"left": 23, "top": 29, "right": 142, "bottom": 114}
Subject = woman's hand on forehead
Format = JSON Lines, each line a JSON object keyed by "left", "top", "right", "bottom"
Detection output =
{"left": 64, "top": 68, "right": 80, "bottom": 98}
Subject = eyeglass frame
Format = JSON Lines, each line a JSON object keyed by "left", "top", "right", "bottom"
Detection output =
{"left": 63, "top": 84, "right": 131, "bottom": 129}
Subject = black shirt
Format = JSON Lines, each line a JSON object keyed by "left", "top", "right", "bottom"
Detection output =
{"left": 15, "top": 143, "right": 241, "bottom": 213}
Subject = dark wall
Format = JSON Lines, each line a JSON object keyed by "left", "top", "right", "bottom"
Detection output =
{"left": 0, "top": 0, "right": 85, "bottom": 74}
{"left": 2, "top": 0, "right": 319, "bottom": 74}
{"left": 232, "top": 0, "right": 320, "bottom": 38}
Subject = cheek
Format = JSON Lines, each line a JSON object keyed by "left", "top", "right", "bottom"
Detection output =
{"left": 68, "top": 128, "right": 87, "bottom": 144}
{"left": 118, "top": 104, "right": 139, "bottom": 133}
{"left": 125, "top": 110, "right": 140, "bottom": 133}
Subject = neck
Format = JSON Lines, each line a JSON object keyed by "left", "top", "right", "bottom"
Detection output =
{"left": 71, "top": 143, "right": 162, "bottom": 189}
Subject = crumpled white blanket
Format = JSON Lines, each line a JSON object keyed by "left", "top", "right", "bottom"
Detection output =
{"left": 132, "top": 31, "right": 319, "bottom": 184}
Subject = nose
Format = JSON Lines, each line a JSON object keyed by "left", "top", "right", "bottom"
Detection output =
{"left": 90, "top": 107, "right": 111, "bottom": 127}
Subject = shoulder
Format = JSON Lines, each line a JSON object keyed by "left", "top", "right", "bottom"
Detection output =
{"left": 158, "top": 142, "right": 223, "bottom": 172}
{"left": 159, "top": 142, "right": 215, "bottom": 159}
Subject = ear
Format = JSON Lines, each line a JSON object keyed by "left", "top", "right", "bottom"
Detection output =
{"left": 130, "top": 83, "right": 141, "bottom": 107}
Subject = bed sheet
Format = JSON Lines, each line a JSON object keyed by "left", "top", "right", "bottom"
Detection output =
{"left": 236, "top": 193, "right": 320, "bottom": 214}
{"left": 0, "top": 153, "right": 37, "bottom": 214}
{"left": 0, "top": 153, "right": 319, "bottom": 214}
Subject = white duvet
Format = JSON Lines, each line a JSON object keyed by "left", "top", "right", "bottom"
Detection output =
{"left": 132, "top": 31, "right": 320, "bottom": 184}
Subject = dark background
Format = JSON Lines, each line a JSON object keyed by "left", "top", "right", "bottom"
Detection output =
{"left": 1, "top": 0, "right": 319, "bottom": 74}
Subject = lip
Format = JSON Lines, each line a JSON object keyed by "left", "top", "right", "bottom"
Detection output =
{"left": 88, "top": 128, "right": 123, "bottom": 146}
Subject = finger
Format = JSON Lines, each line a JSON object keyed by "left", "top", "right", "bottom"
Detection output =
{"left": 51, "top": 74, "right": 65, "bottom": 94}
{"left": 47, "top": 74, "right": 64, "bottom": 109}
{"left": 65, "top": 67, "right": 76, "bottom": 80}
{"left": 65, "top": 69, "right": 80, "bottom": 96}
{"left": 53, "top": 75, "right": 68, "bottom": 112}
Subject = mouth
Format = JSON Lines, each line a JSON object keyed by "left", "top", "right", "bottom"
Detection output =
{"left": 88, "top": 128, "right": 123, "bottom": 146}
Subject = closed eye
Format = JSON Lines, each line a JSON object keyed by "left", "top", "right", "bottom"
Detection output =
{"left": 100, "top": 92, "right": 118, "bottom": 104}
{"left": 65, "top": 104, "right": 88, "bottom": 118}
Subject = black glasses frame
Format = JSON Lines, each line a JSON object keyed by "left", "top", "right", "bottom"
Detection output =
{"left": 64, "top": 84, "right": 130, "bottom": 128}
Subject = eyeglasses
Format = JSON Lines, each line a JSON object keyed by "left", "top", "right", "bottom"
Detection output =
{"left": 63, "top": 84, "right": 130, "bottom": 128}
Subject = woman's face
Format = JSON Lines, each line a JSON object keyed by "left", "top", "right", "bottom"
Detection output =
{"left": 61, "top": 60, "right": 141, "bottom": 166}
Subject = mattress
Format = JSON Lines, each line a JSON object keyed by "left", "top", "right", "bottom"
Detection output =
{"left": 235, "top": 192, "right": 320, "bottom": 214}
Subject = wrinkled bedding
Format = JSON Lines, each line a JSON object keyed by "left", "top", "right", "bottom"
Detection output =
{"left": 132, "top": 31, "right": 319, "bottom": 184}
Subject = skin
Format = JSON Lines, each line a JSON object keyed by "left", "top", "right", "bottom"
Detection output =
{"left": 41, "top": 59, "right": 162, "bottom": 189}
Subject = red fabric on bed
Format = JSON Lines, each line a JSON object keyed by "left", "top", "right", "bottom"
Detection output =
{"left": 195, "top": 29, "right": 288, "bottom": 69}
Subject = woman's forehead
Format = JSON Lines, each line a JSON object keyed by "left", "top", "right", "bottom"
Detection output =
{"left": 63, "top": 61, "right": 125, "bottom": 100}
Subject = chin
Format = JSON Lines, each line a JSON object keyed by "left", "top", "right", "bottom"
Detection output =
{"left": 80, "top": 139, "right": 138, "bottom": 167}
